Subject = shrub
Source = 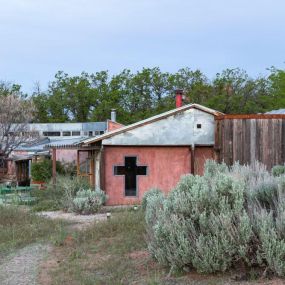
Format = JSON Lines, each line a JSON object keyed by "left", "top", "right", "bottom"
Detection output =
{"left": 141, "top": 188, "right": 163, "bottom": 211}
{"left": 71, "top": 188, "right": 107, "bottom": 214}
{"left": 52, "top": 175, "right": 90, "bottom": 211}
{"left": 145, "top": 160, "right": 285, "bottom": 277}
{"left": 272, "top": 165, "right": 285, "bottom": 177}
{"left": 31, "top": 175, "right": 90, "bottom": 212}
{"left": 31, "top": 159, "right": 65, "bottom": 182}
{"left": 31, "top": 187, "right": 63, "bottom": 211}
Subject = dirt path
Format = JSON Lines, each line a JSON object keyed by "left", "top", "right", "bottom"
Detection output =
{"left": 37, "top": 210, "right": 107, "bottom": 230}
{"left": 0, "top": 243, "right": 52, "bottom": 285}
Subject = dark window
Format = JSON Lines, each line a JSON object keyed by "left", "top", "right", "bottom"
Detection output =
{"left": 114, "top": 156, "right": 147, "bottom": 196}
{"left": 72, "top": 131, "right": 81, "bottom": 136}
{"left": 89, "top": 131, "right": 93, "bottom": 136}
{"left": 43, "top": 132, "right": 61, "bottom": 137}
{"left": 197, "top": 124, "right": 202, "bottom": 129}
{"left": 63, "top": 131, "right": 71, "bottom": 136}
{"left": 100, "top": 131, "right": 104, "bottom": 134}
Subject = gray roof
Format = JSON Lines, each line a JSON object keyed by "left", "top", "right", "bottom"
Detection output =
{"left": 27, "top": 122, "right": 107, "bottom": 132}
{"left": 265, "top": 109, "right": 285, "bottom": 114}
{"left": 16, "top": 137, "right": 87, "bottom": 152}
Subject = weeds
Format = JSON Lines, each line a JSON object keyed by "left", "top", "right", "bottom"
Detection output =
{"left": 0, "top": 205, "right": 65, "bottom": 256}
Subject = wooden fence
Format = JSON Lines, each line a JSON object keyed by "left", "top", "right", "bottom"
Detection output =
{"left": 215, "top": 115, "right": 285, "bottom": 169}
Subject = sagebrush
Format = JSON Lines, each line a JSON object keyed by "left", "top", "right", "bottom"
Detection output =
{"left": 71, "top": 188, "right": 107, "bottom": 214}
{"left": 145, "top": 160, "right": 285, "bottom": 277}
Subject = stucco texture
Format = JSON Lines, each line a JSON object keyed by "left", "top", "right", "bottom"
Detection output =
{"left": 104, "top": 146, "right": 191, "bottom": 205}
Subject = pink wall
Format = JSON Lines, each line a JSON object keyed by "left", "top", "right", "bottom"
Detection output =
{"left": 56, "top": 149, "right": 77, "bottom": 164}
{"left": 104, "top": 146, "right": 191, "bottom": 205}
{"left": 194, "top": 147, "right": 214, "bottom": 176}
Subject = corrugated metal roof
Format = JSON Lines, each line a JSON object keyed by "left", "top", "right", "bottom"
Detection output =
{"left": 82, "top": 103, "right": 223, "bottom": 145}
{"left": 16, "top": 137, "right": 87, "bottom": 152}
{"left": 266, "top": 109, "right": 285, "bottom": 114}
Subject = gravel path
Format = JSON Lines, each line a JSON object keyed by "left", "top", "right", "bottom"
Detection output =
{"left": 37, "top": 210, "right": 107, "bottom": 230}
{"left": 0, "top": 244, "right": 51, "bottom": 285}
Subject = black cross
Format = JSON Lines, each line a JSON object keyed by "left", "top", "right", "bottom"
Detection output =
{"left": 114, "top": 156, "right": 147, "bottom": 196}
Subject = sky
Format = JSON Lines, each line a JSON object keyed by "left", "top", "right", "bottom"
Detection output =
{"left": 0, "top": 0, "right": 285, "bottom": 93}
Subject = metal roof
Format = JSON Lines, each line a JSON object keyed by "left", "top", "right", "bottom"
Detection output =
{"left": 266, "top": 109, "right": 285, "bottom": 114}
{"left": 16, "top": 137, "right": 88, "bottom": 152}
{"left": 82, "top": 103, "right": 223, "bottom": 145}
{"left": 27, "top": 122, "right": 107, "bottom": 132}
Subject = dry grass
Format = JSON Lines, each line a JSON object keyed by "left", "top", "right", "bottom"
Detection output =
{"left": 48, "top": 210, "right": 166, "bottom": 285}
{"left": 45, "top": 210, "right": 285, "bottom": 285}
{"left": 0, "top": 205, "right": 65, "bottom": 257}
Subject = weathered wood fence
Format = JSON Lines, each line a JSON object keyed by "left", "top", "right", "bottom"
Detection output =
{"left": 215, "top": 114, "right": 285, "bottom": 169}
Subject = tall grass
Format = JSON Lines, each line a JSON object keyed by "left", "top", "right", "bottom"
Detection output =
{"left": 0, "top": 206, "right": 64, "bottom": 256}
{"left": 51, "top": 210, "right": 160, "bottom": 285}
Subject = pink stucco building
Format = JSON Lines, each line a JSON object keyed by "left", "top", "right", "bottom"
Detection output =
{"left": 77, "top": 101, "right": 222, "bottom": 205}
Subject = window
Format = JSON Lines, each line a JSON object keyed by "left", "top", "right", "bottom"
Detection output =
{"left": 89, "top": 131, "right": 93, "bottom": 136}
{"left": 100, "top": 131, "right": 104, "bottom": 135}
{"left": 114, "top": 156, "right": 147, "bottom": 196}
{"left": 72, "top": 131, "right": 81, "bottom": 136}
{"left": 43, "top": 132, "right": 61, "bottom": 137}
{"left": 62, "top": 131, "right": 71, "bottom": 136}
{"left": 197, "top": 124, "right": 202, "bottom": 129}
{"left": 95, "top": 131, "right": 100, "bottom": 135}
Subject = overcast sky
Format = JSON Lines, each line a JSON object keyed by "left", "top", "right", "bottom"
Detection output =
{"left": 0, "top": 0, "right": 284, "bottom": 93}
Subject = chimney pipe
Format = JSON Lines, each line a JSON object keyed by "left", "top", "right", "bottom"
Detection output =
{"left": 175, "top": 89, "right": 183, "bottom": 108}
{"left": 111, "top": 109, "right": 116, "bottom": 122}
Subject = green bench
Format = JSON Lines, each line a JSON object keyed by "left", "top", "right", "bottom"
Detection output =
{"left": 0, "top": 186, "right": 36, "bottom": 205}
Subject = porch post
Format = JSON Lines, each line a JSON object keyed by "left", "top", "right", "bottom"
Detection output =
{"left": 90, "top": 150, "right": 95, "bottom": 188}
{"left": 52, "top": 147, "right": 56, "bottom": 187}
{"left": 95, "top": 150, "right": 101, "bottom": 189}
{"left": 77, "top": 150, "right": 80, "bottom": 176}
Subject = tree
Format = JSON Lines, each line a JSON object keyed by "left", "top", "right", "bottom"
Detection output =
{"left": 0, "top": 89, "right": 35, "bottom": 158}
{"left": 268, "top": 67, "right": 285, "bottom": 110}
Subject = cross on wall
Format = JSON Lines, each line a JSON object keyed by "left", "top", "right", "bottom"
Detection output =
{"left": 114, "top": 156, "right": 147, "bottom": 196}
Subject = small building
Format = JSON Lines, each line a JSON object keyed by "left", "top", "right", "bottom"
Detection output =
{"left": 1, "top": 122, "right": 107, "bottom": 185}
{"left": 74, "top": 98, "right": 223, "bottom": 205}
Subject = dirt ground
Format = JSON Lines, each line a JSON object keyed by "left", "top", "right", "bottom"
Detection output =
{"left": 0, "top": 244, "right": 52, "bottom": 285}
{"left": 2, "top": 211, "right": 284, "bottom": 285}
{"left": 36, "top": 210, "right": 107, "bottom": 230}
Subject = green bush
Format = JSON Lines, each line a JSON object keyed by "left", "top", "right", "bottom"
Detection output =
{"left": 31, "top": 159, "right": 65, "bottom": 182}
{"left": 31, "top": 175, "right": 90, "bottom": 212}
{"left": 30, "top": 187, "right": 63, "bottom": 212}
{"left": 272, "top": 165, "right": 285, "bottom": 177}
{"left": 141, "top": 188, "right": 163, "bottom": 211}
{"left": 71, "top": 188, "right": 107, "bottom": 214}
{"left": 145, "top": 160, "right": 285, "bottom": 277}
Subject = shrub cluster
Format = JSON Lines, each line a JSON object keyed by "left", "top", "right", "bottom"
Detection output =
{"left": 31, "top": 175, "right": 107, "bottom": 214}
{"left": 144, "top": 160, "right": 285, "bottom": 277}
{"left": 272, "top": 164, "right": 285, "bottom": 177}
{"left": 71, "top": 189, "right": 107, "bottom": 214}
{"left": 31, "top": 159, "right": 65, "bottom": 182}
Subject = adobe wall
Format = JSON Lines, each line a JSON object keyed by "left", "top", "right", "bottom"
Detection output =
{"left": 103, "top": 146, "right": 191, "bottom": 205}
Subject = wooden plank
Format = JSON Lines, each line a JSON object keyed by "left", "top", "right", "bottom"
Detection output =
{"left": 228, "top": 119, "right": 233, "bottom": 165}
{"left": 255, "top": 119, "right": 261, "bottom": 164}
{"left": 244, "top": 119, "right": 251, "bottom": 165}
{"left": 250, "top": 119, "right": 256, "bottom": 165}
{"left": 281, "top": 120, "right": 285, "bottom": 164}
